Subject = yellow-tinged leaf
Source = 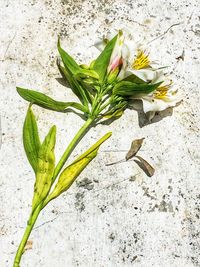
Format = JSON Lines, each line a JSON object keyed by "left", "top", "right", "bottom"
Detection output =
{"left": 76, "top": 69, "right": 99, "bottom": 80}
{"left": 104, "top": 109, "right": 124, "bottom": 119}
{"left": 89, "top": 60, "right": 96, "bottom": 69}
{"left": 46, "top": 132, "right": 112, "bottom": 201}
{"left": 23, "top": 106, "right": 41, "bottom": 173}
{"left": 32, "top": 126, "right": 56, "bottom": 210}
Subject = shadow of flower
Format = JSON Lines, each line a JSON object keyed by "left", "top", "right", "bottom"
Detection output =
{"left": 128, "top": 100, "right": 176, "bottom": 128}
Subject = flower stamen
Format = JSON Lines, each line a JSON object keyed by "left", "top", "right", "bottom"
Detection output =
{"left": 132, "top": 50, "right": 150, "bottom": 70}
{"left": 154, "top": 81, "right": 173, "bottom": 99}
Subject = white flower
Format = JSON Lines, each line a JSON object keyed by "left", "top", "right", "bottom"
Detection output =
{"left": 107, "top": 31, "right": 124, "bottom": 74}
{"left": 125, "top": 47, "right": 163, "bottom": 79}
{"left": 124, "top": 47, "right": 182, "bottom": 119}
{"left": 94, "top": 31, "right": 158, "bottom": 81}
{"left": 94, "top": 31, "right": 128, "bottom": 81}
{"left": 94, "top": 31, "right": 182, "bottom": 119}
{"left": 131, "top": 78, "right": 182, "bottom": 120}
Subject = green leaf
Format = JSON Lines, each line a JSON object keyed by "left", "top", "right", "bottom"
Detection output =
{"left": 58, "top": 38, "right": 99, "bottom": 81}
{"left": 104, "top": 109, "right": 124, "bottom": 119}
{"left": 23, "top": 106, "right": 41, "bottom": 173}
{"left": 17, "top": 87, "right": 88, "bottom": 113}
{"left": 113, "top": 81, "right": 162, "bottom": 96}
{"left": 93, "top": 34, "right": 118, "bottom": 82}
{"left": 57, "top": 59, "right": 80, "bottom": 95}
{"left": 57, "top": 38, "right": 81, "bottom": 75}
{"left": 57, "top": 59, "right": 89, "bottom": 105}
{"left": 57, "top": 39, "right": 100, "bottom": 106}
{"left": 32, "top": 126, "right": 56, "bottom": 211}
{"left": 123, "top": 74, "right": 146, "bottom": 84}
{"left": 56, "top": 54, "right": 91, "bottom": 107}
{"left": 75, "top": 69, "right": 99, "bottom": 80}
{"left": 46, "top": 132, "right": 112, "bottom": 201}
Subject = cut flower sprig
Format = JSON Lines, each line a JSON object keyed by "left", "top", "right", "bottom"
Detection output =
{"left": 95, "top": 33, "right": 181, "bottom": 119}
{"left": 128, "top": 50, "right": 181, "bottom": 119}
{"left": 14, "top": 31, "right": 181, "bottom": 266}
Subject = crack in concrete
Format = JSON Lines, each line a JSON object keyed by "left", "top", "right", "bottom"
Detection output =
{"left": 148, "top": 22, "right": 183, "bottom": 44}
{"left": 0, "top": 32, "right": 17, "bottom": 61}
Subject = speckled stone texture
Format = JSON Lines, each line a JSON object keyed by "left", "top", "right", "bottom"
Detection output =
{"left": 0, "top": 0, "right": 200, "bottom": 266}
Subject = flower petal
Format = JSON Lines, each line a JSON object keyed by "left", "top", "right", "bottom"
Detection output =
{"left": 117, "top": 44, "right": 130, "bottom": 80}
{"left": 141, "top": 93, "right": 181, "bottom": 113}
{"left": 127, "top": 68, "right": 156, "bottom": 82}
{"left": 108, "top": 31, "right": 124, "bottom": 73}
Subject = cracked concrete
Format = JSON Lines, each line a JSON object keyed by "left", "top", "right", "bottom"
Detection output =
{"left": 0, "top": 0, "right": 200, "bottom": 266}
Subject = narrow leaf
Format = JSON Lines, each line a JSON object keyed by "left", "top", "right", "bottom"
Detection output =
{"left": 23, "top": 107, "right": 41, "bottom": 173}
{"left": 57, "top": 39, "right": 97, "bottom": 106}
{"left": 32, "top": 126, "right": 56, "bottom": 210}
{"left": 57, "top": 38, "right": 81, "bottom": 75}
{"left": 126, "top": 138, "right": 145, "bottom": 161}
{"left": 93, "top": 34, "right": 118, "bottom": 82}
{"left": 134, "top": 155, "right": 155, "bottom": 177}
{"left": 123, "top": 74, "right": 146, "bottom": 84}
{"left": 75, "top": 69, "right": 99, "bottom": 80}
{"left": 17, "top": 88, "right": 88, "bottom": 113}
{"left": 104, "top": 109, "right": 124, "bottom": 119}
{"left": 57, "top": 58, "right": 83, "bottom": 99}
{"left": 113, "top": 81, "right": 162, "bottom": 96}
{"left": 57, "top": 60, "right": 88, "bottom": 106}
{"left": 46, "top": 132, "right": 112, "bottom": 201}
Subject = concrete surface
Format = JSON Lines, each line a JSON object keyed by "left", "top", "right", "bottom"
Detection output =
{"left": 0, "top": 0, "right": 200, "bottom": 266}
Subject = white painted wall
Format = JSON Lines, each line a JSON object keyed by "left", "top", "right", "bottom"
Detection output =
{"left": 0, "top": 0, "right": 199, "bottom": 266}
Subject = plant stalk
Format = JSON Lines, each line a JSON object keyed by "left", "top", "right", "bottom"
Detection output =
{"left": 13, "top": 205, "right": 42, "bottom": 267}
{"left": 13, "top": 117, "right": 95, "bottom": 266}
{"left": 53, "top": 116, "right": 94, "bottom": 182}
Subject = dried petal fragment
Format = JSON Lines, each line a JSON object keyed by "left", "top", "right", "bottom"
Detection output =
{"left": 134, "top": 155, "right": 155, "bottom": 177}
{"left": 126, "top": 138, "right": 145, "bottom": 161}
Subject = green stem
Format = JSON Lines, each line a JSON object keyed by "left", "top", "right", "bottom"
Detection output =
{"left": 13, "top": 205, "right": 42, "bottom": 267}
{"left": 14, "top": 117, "right": 94, "bottom": 266}
{"left": 52, "top": 116, "right": 94, "bottom": 182}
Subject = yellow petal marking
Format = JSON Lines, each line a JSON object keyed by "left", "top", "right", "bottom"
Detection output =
{"left": 154, "top": 81, "right": 173, "bottom": 99}
{"left": 132, "top": 50, "right": 150, "bottom": 70}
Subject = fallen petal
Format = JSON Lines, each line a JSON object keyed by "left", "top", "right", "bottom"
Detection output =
{"left": 134, "top": 155, "right": 155, "bottom": 177}
{"left": 126, "top": 138, "right": 145, "bottom": 160}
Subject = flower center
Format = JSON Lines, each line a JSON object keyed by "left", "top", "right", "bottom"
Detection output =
{"left": 132, "top": 50, "right": 150, "bottom": 70}
{"left": 154, "top": 82, "right": 173, "bottom": 99}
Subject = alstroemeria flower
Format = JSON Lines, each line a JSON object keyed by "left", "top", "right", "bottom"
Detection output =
{"left": 94, "top": 31, "right": 181, "bottom": 119}
{"left": 106, "top": 31, "right": 126, "bottom": 83}
{"left": 125, "top": 48, "right": 182, "bottom": 119}
{"left": 130, "top": 77, "right": 182, "bottom": 120}
{"left": 95, "top": 31, "right": 160, "bottom": 82}
{"left": 125, "top": 48, "right": 163, "bottom": 81}
{"left": 107, "top": 32, "right": 124, "bottom": 72}
{"left": 95, "top": 31, "right": 129, "bottom": 82}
